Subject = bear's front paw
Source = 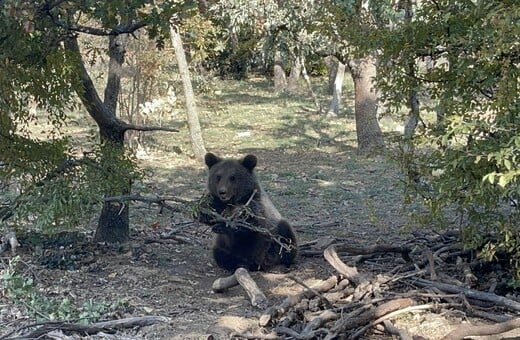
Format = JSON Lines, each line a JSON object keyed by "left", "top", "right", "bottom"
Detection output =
{"left": 211, "top": 223, "right": 229, "bottom": 234}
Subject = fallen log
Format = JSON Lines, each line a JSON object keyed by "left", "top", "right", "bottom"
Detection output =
{"left": 212, "top": 267, "right": 268, "bottom": 309}
{"left": 412, "top": 278, "right": 520, "bottom": 312}
{"left": 10, "top": 316, "right": 169, "bottom": 339}
{"left": 441, "top": 317, "right": 520, "bottom": 340}
{"left": 212, "top": 273, "right": 239, "bottom": 292}
{"left": 235, "top": 267, "right": 269, "bottom": 309}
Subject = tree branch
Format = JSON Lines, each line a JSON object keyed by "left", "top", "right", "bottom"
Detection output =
{"left": 122, "top": 123, "right": 179, "bottom": 133}
{"left": 441, "top": 317, "right": 520, "bottom": 340}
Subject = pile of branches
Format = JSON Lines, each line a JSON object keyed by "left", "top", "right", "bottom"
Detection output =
{"left": 215, "top": 231, "right": 520, "bottom": 340}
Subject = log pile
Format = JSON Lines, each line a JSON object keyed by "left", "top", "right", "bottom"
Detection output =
{"left": 216, "top": 232, "right": 520, "bottom": 339}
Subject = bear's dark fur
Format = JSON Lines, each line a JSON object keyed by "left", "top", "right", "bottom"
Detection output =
{"left": 198, "top": 152, "right": 297, "bottom": 272}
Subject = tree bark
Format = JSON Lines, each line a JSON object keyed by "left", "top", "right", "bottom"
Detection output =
{"left": 348, "top": 56, "right": 385, "bottom": 154}
{"left": 324, "top": 55, "right": 338, "bottom": 95}
{"left": 105, "top": 35, "right": 127, "bottom": 114}
{"left": 301, "top": 56, "right": 322, "bottom": 113}
{"left": 273, "top": 50, "right": 287, "bottom": 92}
{"left": 169, "top": 24, "right": 207, "bottom": 161}
{"left": 64, "top": 36, "right": 131, "bottom": 244}
{"left": 287, "top": 53, "right": 302, "bottom": 94}
{"left": 328, "top": 60, "right": 345, "bottom": 116}
{"left": 402, "top": 0, "right": 419, "bottom": 155}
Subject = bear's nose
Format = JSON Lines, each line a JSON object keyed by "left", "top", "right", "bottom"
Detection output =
{"left": 218, "top": 188, "right": 227, "bottom": 195}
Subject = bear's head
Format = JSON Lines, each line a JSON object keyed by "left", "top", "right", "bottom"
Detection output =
{"left": 205, "top": 153, "right": 259, "bottom": 204}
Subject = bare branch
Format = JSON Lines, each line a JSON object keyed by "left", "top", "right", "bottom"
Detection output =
{"left": 104, "top": 194, "right": 190, "bottom": 213}
{"left": 122, "top": 123, "right": 179, "bottom": 133}
{"left": 441, "top": 317, "right": 520, "bottom": 340}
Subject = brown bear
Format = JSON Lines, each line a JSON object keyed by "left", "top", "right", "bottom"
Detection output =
{"left": 198, "top": 152, "right": 298, "bottom": 272}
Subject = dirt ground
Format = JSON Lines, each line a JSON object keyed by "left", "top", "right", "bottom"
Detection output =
{"left": 2, "top": 148, "right": 519, "bottom": 340}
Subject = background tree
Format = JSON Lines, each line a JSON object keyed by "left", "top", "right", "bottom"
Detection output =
{"left": 0, "top": 1, "right": 185, "bottom": 242}
{"left": 316, "top": 1, "right": 391, "bottom": 154}
{"left": 374, "top": 1, "right": 520, "bottom": 279}
{"left": 170, "top": 23, "right": 207, "bottom": 161}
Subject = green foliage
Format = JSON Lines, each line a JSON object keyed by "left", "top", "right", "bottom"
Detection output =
{"left": 0, "top": 0, "right": 175, "bottom": 234}
{"left": 1, "top": 138, "right": 141, "bottom": 232}
{"left": 1, "top": 257, "right": 128, "bottom": 322}
{"left": 374, "top": 1, "right": 520, "bottom": 280}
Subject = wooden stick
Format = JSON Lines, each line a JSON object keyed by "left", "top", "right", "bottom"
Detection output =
{"left": 324, "top": 245, "right": 362, "bottom": 285}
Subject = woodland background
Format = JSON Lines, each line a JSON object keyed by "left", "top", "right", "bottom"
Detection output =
{"left": 0, "top": 1, "right": 519, "bottom": 339}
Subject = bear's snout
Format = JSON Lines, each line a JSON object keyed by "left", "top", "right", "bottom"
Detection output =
{"left": 218, "top": 187, "right": 232, "bottom": 202}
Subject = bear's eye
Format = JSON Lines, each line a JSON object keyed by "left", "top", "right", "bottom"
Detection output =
{"left": 216, "top": 175, "right": 222, "bottom": 182}
{"left": 229, "top": 175, "right": 235, "bottom": 181}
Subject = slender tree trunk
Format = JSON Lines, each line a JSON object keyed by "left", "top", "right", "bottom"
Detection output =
{"left": 348, "top": 56, "right": 385, "bottom": 154}
{"left": 324, "top": 56, "right": 338, "bottom": 95}
{"left": 273, "top": 50, "right": 287, "bottom": 92}
{"left": 403, "top": 0, "right": 419, "bottom": 155}
{"left": 327, "top": 61, "right": 345, "bottom": 116}
{"left": 170, "top": 24, "right": 206, "bottom": 161}
{"left": 287, "top": 53, "right": 302, "bottom": 94}
{"left": 300, "top": 56, "right": 322, "bottom": 113}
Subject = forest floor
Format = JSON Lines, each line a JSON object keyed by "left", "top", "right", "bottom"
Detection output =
{"left": 1, "top": 78, "right": 519, "bottom": 339}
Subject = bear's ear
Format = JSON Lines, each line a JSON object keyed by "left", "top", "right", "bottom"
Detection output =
{"left": 241, "top": 154, "right": 257, "bottom": 171}
{"left": 205, "top": 153, "right": 221, "bottom": 168}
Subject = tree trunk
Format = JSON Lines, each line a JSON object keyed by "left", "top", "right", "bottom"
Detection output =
{"left": 64, "top": 36, "right": 131, "bottom": 244}
{"left": 348, "top": 56, "right": 385, "bottom": 154}
{"left": 402, "top": 0, "right": 419, "bottom": 155}
{"left": 273, "top": 50, "right": 287, "bottom": 93}
{"left": 170, "top": 24, "right": 207, "bottom": 161}
{"left": 324, "top": 56, "right": 338, "bottom": 95}
{"left": 287, "top": 53, "right": 302, "bottom": 94}
{"left": 105, "top": 35, "right": 127, "bottom": 113}
{"left": 300, "top": 56, "right": 322, "bottom": 113}
{"left": 327, "top": 61, "right": 346, "bottom": 116}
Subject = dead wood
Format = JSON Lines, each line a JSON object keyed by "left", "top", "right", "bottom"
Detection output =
{"left": 383, "top": 320, "right": 412, "bottom": 340}
{"left": 327, "top": 298, "right": 417, "bottom": 339}
{"left": 441, "top": 317, "right": 520, "bottom": 340}
{"left": 425, "top": 249, "right": 437, "bottom": 280}
{"left": 289, "top": 275, "right": 334, "bottom": 309}
{"left": 212, "top": 273, "right": 239, "bottom": 292}
{"left": 351, "top": 303, "right": 432, "bottom": 339}
{"left": 324, "top": 245, "right": 363, "bottom": 285}
{"left": 234, "top": 267, "right": 269, "bottom": 309}
{"left": 412, "top": 278, "right": 520, "bottom": 312}
{"left": 302, "top": 309, "right": 338, "bottom": 334}
{"left": 104, "top": 194, "right": 190, "bottom": 213}
{"left": 259, "top": 275, "right": 338, "bottom": 327}
{"left": 332, "top": 243, "right": 412, "bottom": 261}
{"left": 211, "top": 268, "right": 267, "bottom": 309}
{"left": 457, "top": 256, "right": 477, "bottom": 287}
{"left": 10, "top": 316, "right": 169, "bottom": 339}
